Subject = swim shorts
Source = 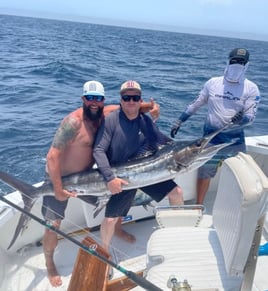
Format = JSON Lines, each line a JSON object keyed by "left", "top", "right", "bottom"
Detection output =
{"left": 105, "top": 179, "right": 177, "bottom": 217}
{"left": 41, "top": 173, "right": 68, "bottom": 221}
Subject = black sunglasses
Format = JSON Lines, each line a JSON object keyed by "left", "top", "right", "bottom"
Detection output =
{"left": 84, "top": 95, "right": 105, "bottom": 102}
{"left": 121, "top": 95, "right": 141, "bottom": 102}
{"left": 229, "top": 58, "right": 246, "bottom": 65}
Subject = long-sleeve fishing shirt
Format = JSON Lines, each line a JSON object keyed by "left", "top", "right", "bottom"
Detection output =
{"left": 179, "top": 76, "right": 261, "bottom": 144}
{"left": 93, "top": 108, "right": 171, "bottom": 182}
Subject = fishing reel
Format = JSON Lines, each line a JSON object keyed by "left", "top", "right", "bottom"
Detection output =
{"left": 167, "top": 275, "right": 192, "bottom": 291}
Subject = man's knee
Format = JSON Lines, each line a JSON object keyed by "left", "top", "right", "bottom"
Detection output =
{"left": 168, "top": 186, "right": 184, "bottom": 205}
{"left": 171, "top": 185, "right": 183, "bottom": 196}
{"left": 103, "top": 217, "right": 118, "bottom": 227}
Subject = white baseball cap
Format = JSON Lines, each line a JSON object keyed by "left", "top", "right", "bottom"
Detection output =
{"left": 83, "top": 80, "right": 105, "bottom": 96}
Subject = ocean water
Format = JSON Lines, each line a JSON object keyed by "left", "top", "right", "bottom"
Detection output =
{"left": 0, "top": 14, "right": 268, "bottom": 191}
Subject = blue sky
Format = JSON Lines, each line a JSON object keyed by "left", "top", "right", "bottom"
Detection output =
{"left": 1, "top": 0, "right": 267, "bottom": 41}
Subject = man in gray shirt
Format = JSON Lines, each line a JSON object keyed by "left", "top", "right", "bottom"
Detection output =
{"left": 93, "top": 80, "right": 184, "bottom": 252}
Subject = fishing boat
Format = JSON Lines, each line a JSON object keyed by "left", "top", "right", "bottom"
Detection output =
{"left": 0, "top": 135, "right": 268, "bottom": 291}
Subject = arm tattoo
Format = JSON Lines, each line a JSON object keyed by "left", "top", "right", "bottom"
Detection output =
{"left": 52, "top": 116, "right": 80, "bottom": 149}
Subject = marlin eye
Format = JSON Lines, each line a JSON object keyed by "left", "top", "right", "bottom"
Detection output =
{"left": 196, "top": 140, "right": 202, "bottom": 147}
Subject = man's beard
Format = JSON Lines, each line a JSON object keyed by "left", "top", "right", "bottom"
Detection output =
{"left": 83, "top": 104, "right": 104, "bottom": 121}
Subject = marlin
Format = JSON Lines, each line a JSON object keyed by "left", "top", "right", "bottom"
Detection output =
{"left": 0, "top": 126, "right": 234, "bottom": 250}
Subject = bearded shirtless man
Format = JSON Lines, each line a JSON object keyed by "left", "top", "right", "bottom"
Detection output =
{"left": 43, "top": 80, "right": 159, "bottom": 287}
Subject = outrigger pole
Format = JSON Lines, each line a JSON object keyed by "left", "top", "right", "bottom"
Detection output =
{"left": 0, "top": 195, "right": 163, "bottom": 291}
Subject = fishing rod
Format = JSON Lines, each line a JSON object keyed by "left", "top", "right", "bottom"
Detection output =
{"left": 0, "top": 194, "right": 163, "bottom": 291}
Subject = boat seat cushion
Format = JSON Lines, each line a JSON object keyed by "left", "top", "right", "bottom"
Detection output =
{"left": 213, "top": 152, "right": 268, "bottom": 276}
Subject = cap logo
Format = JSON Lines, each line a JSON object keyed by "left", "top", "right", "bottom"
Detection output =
{"left": 125, "top": 81, "right": 136, "bottom": 89}
{"left": 236, "top": 48, "right": 247, "bottom": 56}
{"left": 88, "top": 83, "right": 97, "bottom": 91}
